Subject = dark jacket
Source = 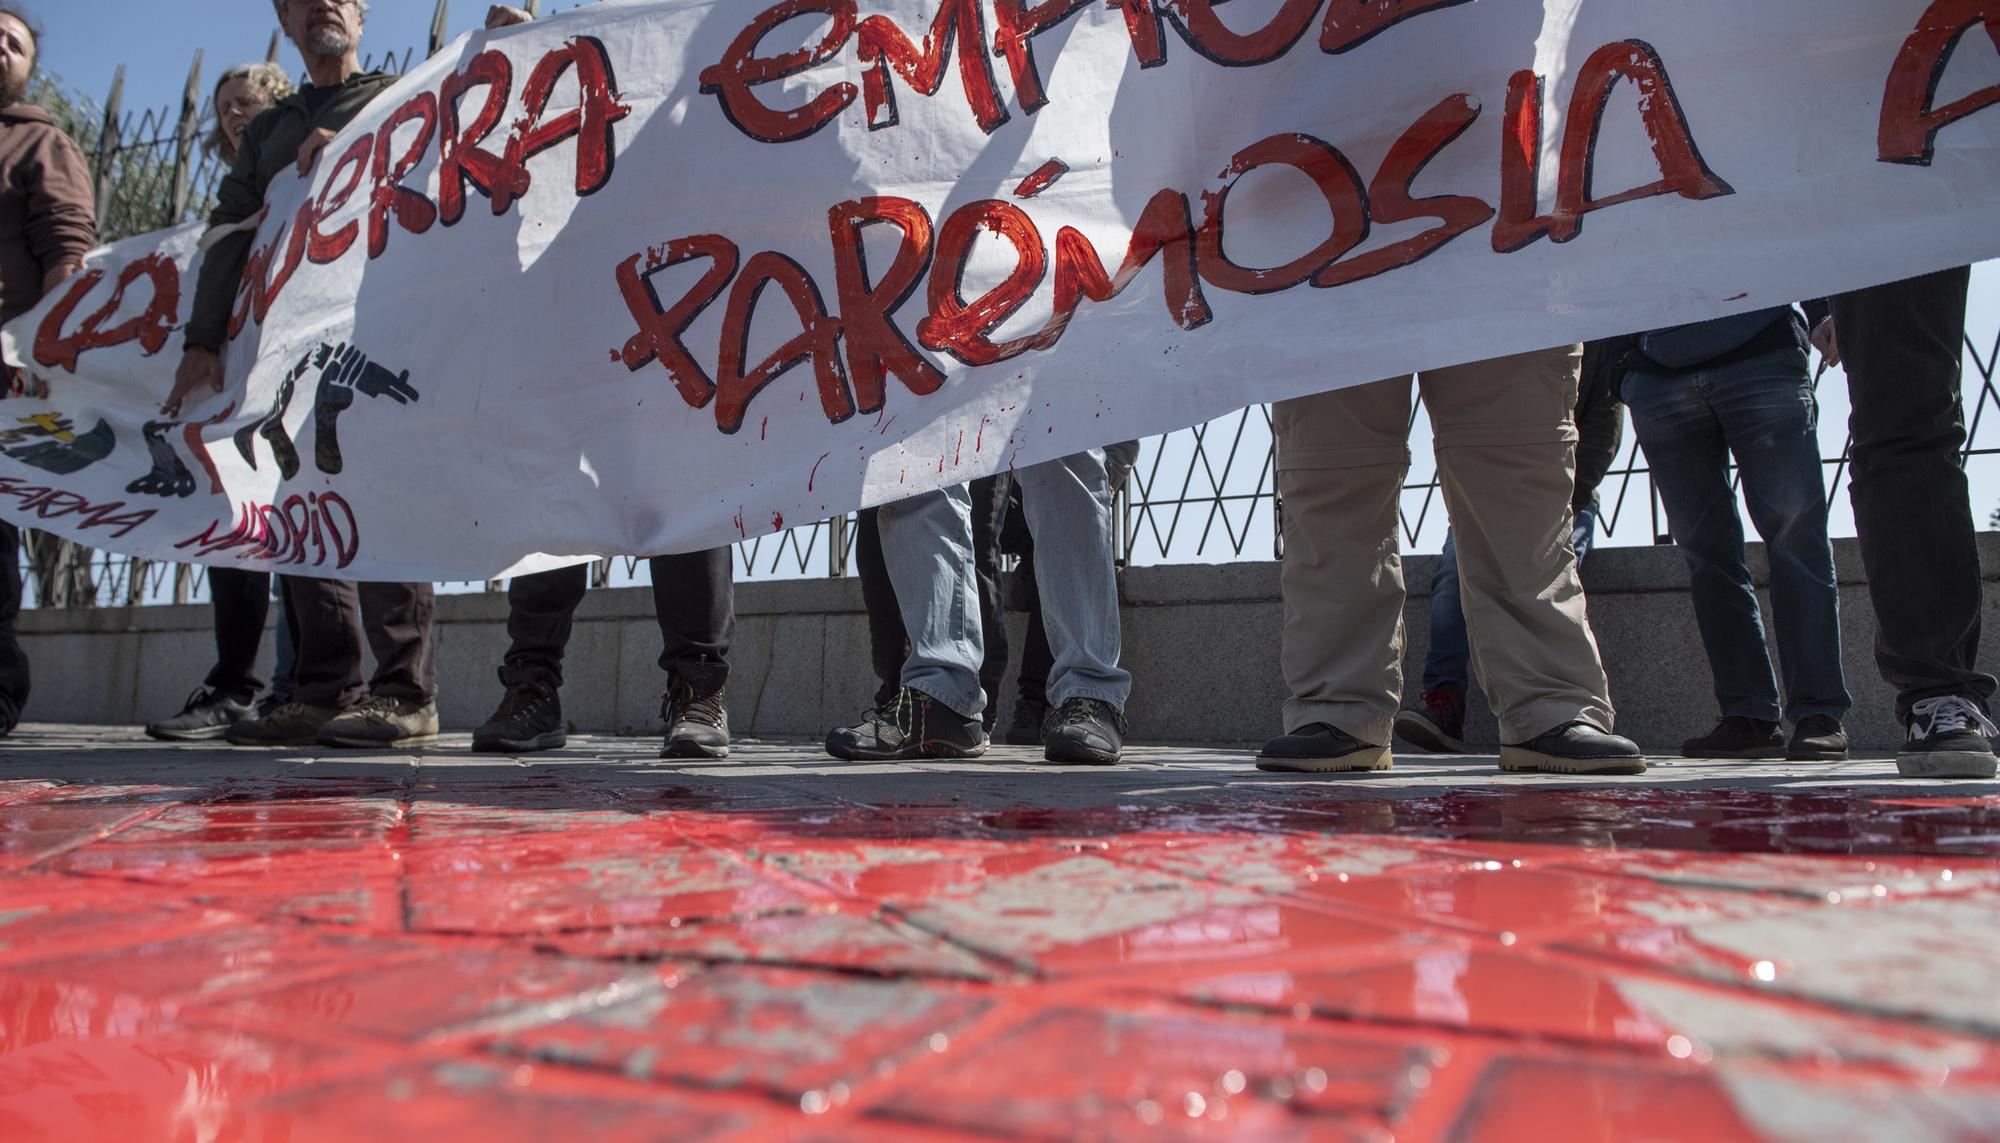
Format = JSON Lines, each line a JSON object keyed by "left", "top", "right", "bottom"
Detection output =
{"left": 0, "top": 103, "right": 96, "bottom": 325}
{"left": 1575, "top": 341, "right": 1628, "bottom": 512}
{"left": 184, "top": 71, "right": 397, "bottom": 351}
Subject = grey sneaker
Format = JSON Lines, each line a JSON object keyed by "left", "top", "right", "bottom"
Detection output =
{"left": 1499, "top": 720, "right": 1646, "bottom": 775}
{"left": 1898, "top": 696, "right": 1998, "bottom": 779}
{"left": 225, "top": 700, "right": 343, "bottom": 747}
{"left": 661, "top": 679, "right": 729, "bottom": 759}
{"left": 146, "top": 687, "right": 255, "bottom": 741}
{"left": 317, "top": 696, "right": 440, "bottom": 749}
{"left": 1257, "top": 723, "right": 1393, "bottom": 773}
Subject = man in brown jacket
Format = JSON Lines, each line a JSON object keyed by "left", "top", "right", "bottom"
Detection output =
{"left": 0, "top": 4, "right": 95, "bottom": 735}
{"left": 165, "top": 0, "right": 440, "bottom": 750}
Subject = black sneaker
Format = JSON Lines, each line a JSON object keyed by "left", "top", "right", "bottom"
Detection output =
{"left": 1681, "top": 716, "right": 1785, "bottom": 760}
{"left": 145, "top": 687, "right": 254, "bottom": 741}
{"left": 1005, "top": 698, "right": 1049, "bottom": 747}
{"left": 1257, "top": 723, "right": 1393, "bottom": 773}
{"left": 825, "top": 687, "right": 986, "bottom": 761}
{"left": 1043, "top": 697, "right": 1127, "bottom": 765}
{"left": 1787, "top": 715, "right": 1849, "bottom": 762}
{"left": 472, "top": 680, "right": 566, "bottom": 753}
{"left": 662, "top": 679, "right": 729, "bottom": 759}
{"left": 1898, "top": 696, "right": 1998, "bottom": 779}
{"left": 1500, "top": 720, "right": 1646, "bottom": 775}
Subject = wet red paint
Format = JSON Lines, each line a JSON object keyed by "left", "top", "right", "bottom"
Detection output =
{"left": 3, "top": 741, "right": 1999, "bottom": 1139}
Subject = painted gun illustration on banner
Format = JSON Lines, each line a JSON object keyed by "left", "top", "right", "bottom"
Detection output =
{"left": 119, "top": 342, "right": 420, "bottom": 500}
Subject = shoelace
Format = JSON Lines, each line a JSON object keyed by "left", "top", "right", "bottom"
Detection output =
{"left": 180, "top": 687, "right": 218, "bottom": 714}
{"left": 667, "top": 683, "right": 726, "bottom": 728}
{"left": 347, "top": 695, "right": 402, "bottom": 720}
{"left": 493, "top": 682, "right": 552, "bottom": 721}
{"left": 1910, "top": 695, "right": 1999, "bottom": 738}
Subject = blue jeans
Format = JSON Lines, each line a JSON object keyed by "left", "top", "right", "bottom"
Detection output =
{"left": 1623, "top": 348, "right": 1851, "bottom": 723}
{"left": 877, "top": 450, "right": 1131, "bottom": 719}
{"left": 1423, "top": 504, "right": 1598, "bottom": 694}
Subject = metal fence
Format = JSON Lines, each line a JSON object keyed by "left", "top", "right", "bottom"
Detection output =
{"left": 13, "top": 7, "right": 2000, "bottom": 607}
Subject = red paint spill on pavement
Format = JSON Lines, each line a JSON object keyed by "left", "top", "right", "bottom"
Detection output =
{"left": 3, "top": 739, "right": 1997, "bottom": 1140}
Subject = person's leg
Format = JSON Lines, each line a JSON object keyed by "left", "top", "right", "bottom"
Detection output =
{"left": 970, "top": 474, "right": 1012, "bottom": 733}
{"left": 1708, "top": 351, "right": 1852, "bottom": 730}
{"left": 654, "top": 547, "right": 735, "bottom": 758}
{"left": 475, "top": 564, "right": 590, "bottom": 754}
{"left": 1395, "top": 527, "right": 1470, "bottom": 753}
{"left": 1622, "top": 366, "right": 1785, "bottom": 729}
{"left": 499, "top": 564, "right": 591, "bottom": 689}
{"left": 1423, "top": 345, "right": 1642, "bottom": 774}
{"left": 229, "top": 575, "right": 359, "bottom": 745}
{"left": 0, "top": 522, "right": 27, "bottom": 734}
{"left": 1016, "top": 449, "right": 1131, "bottom": 763}
{"left": 827, "top": 486, "right": 988, "bottom": 759}
{"left": 1835, "top": 266, "right": 1993, "bottom": 776}
{"left": 315, "top": 582, "right": 439, "bottom": 748}
{"left": 1419, "top": 531, "right": 1469, "bottom": 694}
{"left": 266, "top": 582, "right": 298, "bottom": 708}
{"left": 147, "top": 566, "right": 268, "bottom": 740}
{"left": 1260, "top": 377, "right": 1413, "bottom": 772}
{"left": 204, "top": 568, "right": 270, "bottom": 700}
{"left": 1573, "top": 502, "right": 1600, "bottom": 564}
{"left": 855, "top": 507, "right": 908, "bottom": 709}
{"left": 1019, "top": 554, "right": 1054, "bottom": 703}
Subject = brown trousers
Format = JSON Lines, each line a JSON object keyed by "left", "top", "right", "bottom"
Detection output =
{"left": 1274, "top": 345, "right": 1614, "bottom": 745}
{"left": 283, "top": 577, "right": 437, "bottom": 708}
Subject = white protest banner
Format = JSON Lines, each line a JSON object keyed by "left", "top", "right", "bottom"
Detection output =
{"left": 3, "top": 0, "right": 1997, "bottom": 581}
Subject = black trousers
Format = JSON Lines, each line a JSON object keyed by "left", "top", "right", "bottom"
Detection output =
{"left": 1834, "top": 265, "right": 1996, "bottom": 719}
{"left": 855, "top": 474, "right": 1010, "bottom": 721}
{"left": 284, "top": 577, "right": 437, "bottom": 708}
{"left": 502, "top": 547, "right": 733, "bottom": 691}
{"left": 205, "top": 567, "right": 271, "bottom": 699}
{"left": 0, "top": 522, "right": 27, "bottom": 729}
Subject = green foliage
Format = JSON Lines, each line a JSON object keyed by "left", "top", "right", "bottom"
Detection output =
{"left": 27, "top": 72, "right": 223, "bottom": 243}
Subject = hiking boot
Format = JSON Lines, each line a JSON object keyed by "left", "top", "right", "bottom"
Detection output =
{"left": 1500, "top": 720, "right": 1646, "bottom": 775}
{"left": 825, "top": 687, "right": 986, "bottom": 761}
{"left": 1787, "top": 715, "right": 1849, "bottom": 762}
{"left": 146, "top": 687, "right": 255, "bottom": 741}
{"left": 662, "top": 679, "right": 729, "bottom": 759}
{"left": 225, "top": 700, "right": 343, "bottom": 747}
{"left": 1898, "top": 695, "right": 1999, "bottom": 779}
{"left": 1005, "top": 697, "right": 1049, "bottom": 747}
{"left": 1043, "top": 697, "right": 1127, "bottom": 765}
{"left": 1394, "top": 687, "right": 1467, "bottom": 754}
{"left": 1257, "top": 723, "right": 1393, "bottom": 773}
{"left": 473, "top": 680, "right": 566, "bottom": 753}
{"left": 1681, "top": 716, "right": 1785, "bottom": 760}
{"left": 316, "top": 696, "right": 440, "bottom": 749}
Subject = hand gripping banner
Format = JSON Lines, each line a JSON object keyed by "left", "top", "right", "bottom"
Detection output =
{"left": 4, "top": 0, "right": 1998, "bottom": 580}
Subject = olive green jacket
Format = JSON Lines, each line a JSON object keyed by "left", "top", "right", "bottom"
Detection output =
{"left": 184, "top": 71, "right": 397, "bottom": 351}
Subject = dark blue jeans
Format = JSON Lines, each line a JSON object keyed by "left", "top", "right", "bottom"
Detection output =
{"left": 1422, "top": 503, "right": 1598, "bottom": 694}
{"left": 1623, "top": 348, "right": 1851, "bottom": 723}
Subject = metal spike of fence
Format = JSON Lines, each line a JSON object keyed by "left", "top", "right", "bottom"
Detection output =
{"left": 430, "top": 0, "right": 450, "bottom": 56}
{"left": 169, "top": 50, "right": 204, "bottom": 221}
{"left": 265, "top": 30, "right": 281, "bottom": 65}
{"left": 92, "top": 65, "right": 125, "bottom": 209}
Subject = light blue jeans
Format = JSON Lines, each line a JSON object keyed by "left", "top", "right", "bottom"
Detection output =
{"left": 877, "top": 449, "right": 1131, "bottom": 719}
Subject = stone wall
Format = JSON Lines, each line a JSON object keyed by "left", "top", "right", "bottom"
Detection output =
{"left": 19, "top": 536, "right": 2000, "bottom": 752}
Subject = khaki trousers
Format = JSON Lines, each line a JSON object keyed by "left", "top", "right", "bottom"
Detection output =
{"left": 1274, "top": 345, "right": 1614, "bottom": 745}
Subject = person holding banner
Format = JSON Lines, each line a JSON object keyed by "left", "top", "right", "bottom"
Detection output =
{"left": 1819, "top": 269, "right": 1998, "bottom": 780}
{"left": 164, "top": 0, "right": 441, "bottom": 749}
{"left": 1618, "top": 306, "right": 1852, "bottom": 763}
{"left": 827, "top": 448, "right": 1133, "bottom": 765}
{"left": 1259, "top": 347, "right": 1646, "bottom": 776}
{"left": 145, "top": 61, "right": 300, "bottom": 742}
{"left": 0, "top": 3, "right": 94, "bottom": 736}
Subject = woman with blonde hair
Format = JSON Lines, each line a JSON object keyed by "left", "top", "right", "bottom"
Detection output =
{"left": 206, "top": 61, "right": 292, "bottom": 165}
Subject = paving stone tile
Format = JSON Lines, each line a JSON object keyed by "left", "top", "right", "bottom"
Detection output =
{"left": 250, "top": 1059, "right": 756, "bottom": 1141}
{"left": 540, "top": 904, "right": 1000, "bottom": 979}
{"left": 873, "top": 1004, "right": 1441, "bottom": 1140}
{"left": 212, "top": 948, "right": 657, "bottom": 1042}
{"left": 493, "top": 964, "right": 994, "bottom": 1102}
